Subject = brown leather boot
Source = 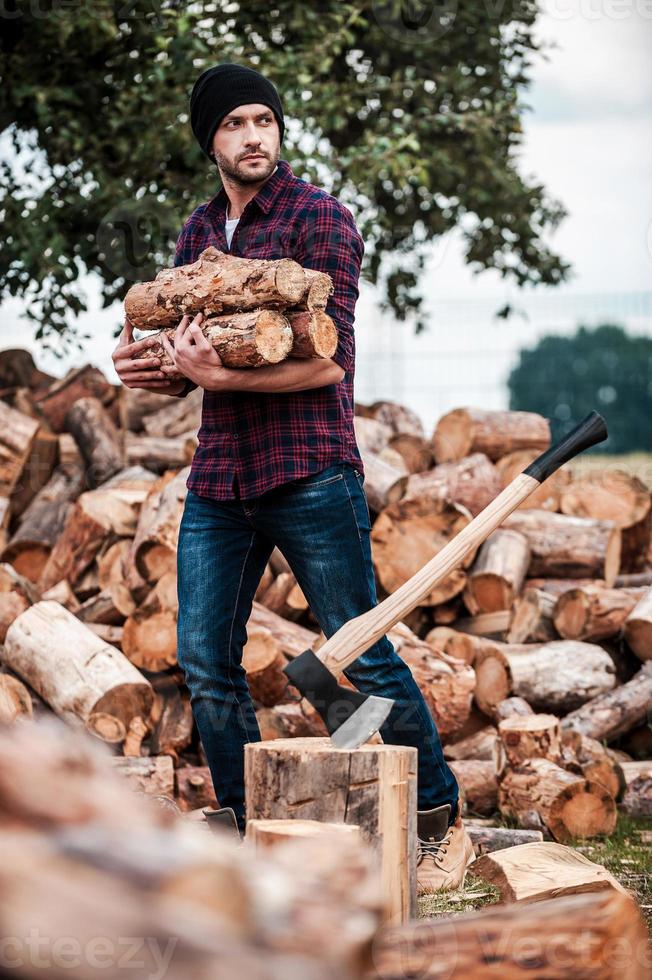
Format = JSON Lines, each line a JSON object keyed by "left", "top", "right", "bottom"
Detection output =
{"left": 416, "top": 802, "right": 475, "bottom": 894}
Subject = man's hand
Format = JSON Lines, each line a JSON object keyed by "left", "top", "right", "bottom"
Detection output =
{"left": 160, "top": 313, "right": 234, "bottom": 391}
{"left": 112, "top": 318, "right": 186, "bottom": 395}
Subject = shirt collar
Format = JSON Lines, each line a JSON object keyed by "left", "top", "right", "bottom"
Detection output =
{"left": 207, "top": 159, "right": 292, "bottom": 220}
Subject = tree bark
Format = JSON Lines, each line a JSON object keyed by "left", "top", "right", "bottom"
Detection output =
{"left": 65, "top": 396, "right": 125, "bottom": 488}
{"left": 124, "top": 431, "right": 197, "bottom": 471}
{"left": 562, "top": 662, "right": 652, "bottom": 741}
{"left": 507, "top": 587, "right": 558, "bottom": 643}
{"left": 561, "top": 729, "right": 625, "bottom": 801}
{"left": 463, "top": 528, "right": 531, "bottom": 614}
{"left": 448, "top": 759, "right": 498, "bottom": 816}
{"left": 496, "top": 713, "right": 562, "bottom": 774}
{"left": 242, "top": 627, "right": 289, "bottom": 706}
{"left": 624, "top": 586, "right": 652, "bottom": 661}
{"left": 432, "top": 408, "right": 550, "bottom": 463}
{"left": 405, "top": 452, "right": 501, "bottom": 517}
{"left": 287, "top": 310, "right": 337, "bottom": 358}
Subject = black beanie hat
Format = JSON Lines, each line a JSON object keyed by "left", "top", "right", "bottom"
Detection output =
{"left": 190, "top": 63, "right": 285, "bottom": 160}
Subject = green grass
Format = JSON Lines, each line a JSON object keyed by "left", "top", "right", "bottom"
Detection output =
{"left": 418, "top": 816, "right": 652, "bottom": 932}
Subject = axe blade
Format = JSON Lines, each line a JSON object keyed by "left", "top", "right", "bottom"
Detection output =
{"left": 283, "top": 648, "right": 394, "bottom": 750}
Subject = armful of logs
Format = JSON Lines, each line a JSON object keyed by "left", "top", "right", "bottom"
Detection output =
{"left": 125, "top": 247, "right": 338, "bottom": 369}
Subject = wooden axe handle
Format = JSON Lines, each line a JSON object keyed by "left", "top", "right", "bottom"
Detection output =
{"left": 316, "top": 411, "right": 608, "bottom": 676}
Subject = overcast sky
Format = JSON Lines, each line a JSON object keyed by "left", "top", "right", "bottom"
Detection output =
{"left": 1, "top": 1, "right": 651, "bottom": 427}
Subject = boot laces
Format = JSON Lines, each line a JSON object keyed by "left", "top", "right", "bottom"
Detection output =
{"left": 417, "top": 828, "right": 451, "bottom": 867}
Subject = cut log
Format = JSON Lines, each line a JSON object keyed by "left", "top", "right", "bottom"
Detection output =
{"left": 367, "top": 400, "right": 425, "bottom": 438}
{"left": 388, "top": 620, "right": 475, "bottom": 741}
{"left": 470, "top": 840, "right": 625, "bottom": 903}
{"left": 245, "top": 737, "right": 417, "bottom": 923}
{"left": 248, "top": 600, "right": 319, "bottom": 659}
{"left": 387, "top": 433, "right": 433, "bottom": 474}
{"left": 149, "top": 677, "right": 193, "bottom": 762}
{"left": 371, "top": 497, "right": 474, "bottom": 605}
{"left": 353, "top": 415, "right": 393, "bottom": 455}
{"left": 124, "top": 246, "right": 307, "bottom": 330}
{"left": 560, "top": 468, "right": 651, "bottom": 529}
{"left": 0, "top": 400, "right": 41, "bottom": 505}
{"left": 141, "top": 389, "right": 202, "bottom": 440}
{"left": 247, "top": 818, "right": 361, "bottom": 851}
{"left": 65, "top": 396, "right": 125, "bottom": 488}
{"left": 1, "top": 464, "right": 85, "bottom": 582}
{"left": 357, "top": 448, "right": 408, "bottom": 513}
{"left": 111, "top": 755, "right": 175, "bottom": 797}
{"left": 498, "top": 758, "right": 617, "bottom": 842}
{"left": 0, "top": 348, "right": 54, "bottom": 390}
{"left": 425, "top": 626, "right": 501, "bottom": 667}
{"left": 9, "top": 426, "right": 58, "bottom": 519}
{"left": 41, "top": 576, "right": 80, "bottom": 612}
{"left": 496, "top": 714, "right": 562, "bottom": 773}
{"left": 118, "top": 386, "right": 176, "bottom": 432}
{"left": 34, "top": 364, "right": 115, "bottom": 433}
{"left": 123, "top": 714, "right": 148, "bottom": 756}
{"left": 242, "top": 627, "right": 289, "bottom": 706}
{"left": 124, "top": 431, "right": 197, "bottom": 472}
{"left": 130, "top": 468, "right": 188, "bottom": 583}
{"left": 495, "top": 447, "right": 571, "bottom": 511}
{"left": 297, "top": 267, "right": 334, "bottom": 310}
{"left": 444, "top": 725, "right": 497, "bottom": 762}
{"left": 448, "top": 759, "right": 498, "bottom": 816}
{"left": 257, "top": 570, "right": 307, "bottom": 620}
{"left": 494, "top": 696, "right": 534, "bottom": 722}
{"left": 562, "top": 661, "right": 652, "bottom": 741}
{"left": 525, "top": 575, "right": 606, "bottom": 595}
{"left": 619, "top": 760, "right": 652, "bottom": 818}
{"left": 2, "top": 600, "right": 153, "bottom": 729}
{"left": 134, "top": 309, "right": 294, "bottom": 369}
{"left": 37, "top": 489, "right": 136, "bottom": 592}
{"left": 463, "top": 528, "right": 531, "bottom": 614}
{"left": 287, "top": 309, "right": 337, "bottom": 358}
{"left": 432, "top": 408, "right": 550, "bottom": 464}
{"left": 405, "top": 453, "right": 501, "bottom": 519}
{"left": 553, "top": 583, "right": 646, "bottom": 642}
{"left": 624, "top": 586, "right": 652, "bottom": 660}
{"left": 175, "top": 764, "right": 219, "bottom": 812}
{"left": 76, "top": 584, "right": 133, "bottom": 625}
{"left": 373, "top": 889, "right": 650, "bottom": 979}
{"left": 502, "top": 509, "right": 621, "bottom": 585}
{"left": 507, "top": 587, "right": 558, "bottom": 643}
{"left": 0, "top": 563, "right": 37, "bottom": 642}
{"left": 86, "top": 710, "right": 127, "bottom": 744}
{"left": 0, "top": 673, "right": 33, "bottom": 723}
{"left": 465, "top": 824, "right": 544, "bottom": 855}
{"left": 122, "top": 572, "right": 178, "bottom": 672}
{"left": 255, "top": 701, "right": 328, "bottom": 740}
{"left": 454, "top": 609, "right": 512, "bottom": 638}
{"left": 561, "top": 729, "right": 625, "bottom": 801}
{"left": 474, "top": 640, "right": 616, "bottom": 716}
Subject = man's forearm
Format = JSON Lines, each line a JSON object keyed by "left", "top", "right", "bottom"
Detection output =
{"left": 207, "top": 357, "right": 345, "bottom": 393}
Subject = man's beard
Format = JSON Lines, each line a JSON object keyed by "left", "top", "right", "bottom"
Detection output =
{"left": 215, "top": 150, "right": 278, "bottom": 185}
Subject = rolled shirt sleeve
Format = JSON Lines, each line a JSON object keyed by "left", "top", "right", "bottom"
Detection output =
{"left": 295, "top": 198, "right": 364, "bottom": 375}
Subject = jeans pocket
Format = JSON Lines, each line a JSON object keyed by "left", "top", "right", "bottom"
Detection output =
{"left": 280, "top": 464, "right": 345, "bottom": 495}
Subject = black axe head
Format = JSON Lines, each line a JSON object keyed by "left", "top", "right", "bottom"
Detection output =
{"left": 283, "top": 649, "right": 394, "bottom": 749}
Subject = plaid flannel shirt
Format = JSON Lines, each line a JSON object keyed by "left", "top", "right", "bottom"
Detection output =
{"left": 171, "top": 159, "right": 365, "bottom": 500}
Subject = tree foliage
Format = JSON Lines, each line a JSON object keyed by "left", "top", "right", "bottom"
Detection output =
{"left": 508, "top": 324, "right": 652, "bottom": 453}
{"left": 0, "top": 0, "right": 571, "bottom": 348}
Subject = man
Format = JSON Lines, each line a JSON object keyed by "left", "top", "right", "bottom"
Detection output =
{"left": 112, "top": 63, "right": 474, "bottom": 891}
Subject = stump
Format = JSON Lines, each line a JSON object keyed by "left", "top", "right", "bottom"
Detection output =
{"left": 244, "top": 737, "right": 417, "bottom": 923}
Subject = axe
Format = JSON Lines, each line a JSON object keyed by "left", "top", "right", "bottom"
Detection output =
{"left": 283, "top": 411, "right": 608, "bottom": 749}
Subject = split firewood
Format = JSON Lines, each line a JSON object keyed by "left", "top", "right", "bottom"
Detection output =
{"left": 3, "top": 600, "right": 153, "bottom": 730}
{"left": 1, "top": 463, "right": 85, "bottom": 582}
{"left": 553, "top": 583, "right": 647, "bottom": 642}
{"left": 371, "top": 497, "right": 475, "bottom": 605}
{"left": 111, "top": 754, "right": 175, "bottom": 796}
{"left": 498, "top": 758, "right": 617, "bottom": 842}
{"left": 34, "top": 363, "right": 115, "bottom": 433}
{"left": 447, "top": 760, "right": 498, "bottom": 816}
{"left": 37, "top": 488, "right": 137, "bottom": 592}
{"left": 0, "top": 400, "right": 41, "bottom": 505}
{"left": 470, "top": 841, "right": 625, "bottom": 903}
{"left": 431, "top": 596, "right": 464, "bottom": 624}
{"left": 622, "top": 506, "right": 652, "bottom": 573}
{"left": 0, "top": 672, "right": 33, "bottom": 723}
{"left": 295, "top": 267, "right": 334, "bottom": 310}
{"left": 507, "top": 587, "right": 558, "bottom": 643}
{"left": 243, "top": 626, "right": 289, "bottom": 706}
{"left": 502, "top": 509, "right": 621, "bottom": 585}
{"left": 41, "top": 577, "right": 80, "bottom": 612}
{"left": 57, "top": 431, "right": 83, "bottom": 470}
{"left": 124, "top": 431, "right": 196, "bottom": 473}
{"left": 443, "top": 725, "right": 498, "bottom": 762}
{"left": 495, "top": 447, "right": 571, "bottom": 511}
{"left": 561, "top": 729, "right": 625, "bottom": 801}
{"left": 245, "top": 736, "right": 418, "bottom": 923}
{"left": 175, "top": 764, "right": 219, "bottom": 811}
{"left": 75, "top": 583, "right": 134, "bottom": 625}
{"left": 463, "top": 528, "right": 531, "bottom": 615}
{"left": 624, "top": 585, "right": 652, "bottom": 660}
{"left": 122, "top": 572, "right": 178, "bottom": 672}
{"left": 562, "top": 661, "right": 652, "bottom": 741}
{"left": 130, "top": 467, "right": 188, "bottom": 583}
{"left": 404, "top": 452, "right": 501, "bottom": 517}
{"left": 465, "top": 824, "right": 544, "bottom": 855}
{"left": 619, "top": 760, "right": 652, "bottom": 818}
{"left": 388, "top": 620, "right": 475, "bottom": 741}
{"left": 124, "top": 246, "right": 307, "bottom": 330}
{"left": 453, "top": 609, "right": 511, "bottom": 637}
{"left": 141, "top": 387, "right": 202, "bottom": 439}
{"left": 0, "top": 563, "right": 39, "bottom": 641}
{"left": 432, "top": 407, "right": 550, "bottom": 464}
{"left": 387, "top": 433, "right": 433, "bottom": 473}
{"left": 495, "top": 714, "right": 562, "bottom": 775}
{"left": 286, "top": 309, "right": 337, "bottom": 358}
{"left": 9, "top": 426, "right": 59, "bottom": 520}
{"left": 74, "top": 560, "right": 101, "bottom": 600}
{"left": 65, "top": 396, "right": 125, "bottom": 488}
{"left": 133, "top": 309, "right": 295, "bottom": 369}
{"left": 357, "top": 448, "right": 408, "bottom": 513}
{"left": 474, "top": 639, "right": 616, "bottom": 716}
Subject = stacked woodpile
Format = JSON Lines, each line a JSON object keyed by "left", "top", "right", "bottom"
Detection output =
{"left": 0, "top": 355, "right": 650, "bottom": 840}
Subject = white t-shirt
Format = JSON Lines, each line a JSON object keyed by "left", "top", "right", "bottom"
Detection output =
{"left": 225, "top": 216, "right": 240, "bottom": 248}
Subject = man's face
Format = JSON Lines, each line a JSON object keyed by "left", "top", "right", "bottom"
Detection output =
{"left": 211, "top": 103, "right": 280, "bottom": 184}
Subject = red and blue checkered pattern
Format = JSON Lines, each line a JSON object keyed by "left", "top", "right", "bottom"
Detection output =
{"left": 171, "top": 159, "right": 365, "bottom": 500}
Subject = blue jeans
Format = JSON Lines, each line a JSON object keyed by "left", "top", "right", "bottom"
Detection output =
{"left": 176, "top": 462, "right": 459, "bottom": 829}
